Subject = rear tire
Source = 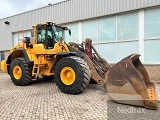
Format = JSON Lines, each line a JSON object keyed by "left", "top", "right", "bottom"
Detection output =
{"left": 10, "top": 58, "right": 32, "bottom": 86}
{"left": 54, "top": 56, "right": 91, "bottom": 94}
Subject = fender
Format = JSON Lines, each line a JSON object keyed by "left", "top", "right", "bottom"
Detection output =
{"left": 52, "top": 52, "right": 76, "bottom": 69}
{"left": 6, "top": 48, "right": 33, "bottom": 73}
{"left": 7, "top": 48, "right": 31, "bottom": 64}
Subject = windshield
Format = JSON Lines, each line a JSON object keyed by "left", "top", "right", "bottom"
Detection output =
{"left": 52, "top": 25, "right": 65, "bottom": 41}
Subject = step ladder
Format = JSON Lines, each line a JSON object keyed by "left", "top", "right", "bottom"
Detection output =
{"left": 32, "top": 62, "right": 46, "bottom": 80}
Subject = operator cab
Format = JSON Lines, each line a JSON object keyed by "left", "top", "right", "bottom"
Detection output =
{"left": 36, "top": 22, "right": 71, "bottom": 49}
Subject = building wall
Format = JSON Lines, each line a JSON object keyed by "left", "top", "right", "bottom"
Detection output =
{"left": 145, "top": 65, "right": 160, "bottom": 81}
{"left": 0, "top": 0, "right": 160, "bottom": 79}
{"left": 2, "top": 7, "right": 160, "bottom": 64}
{"left": 0, "top": 52, "right": 1, "bottom": 61}
{"left": 0, "top": 50, "right": 10, "bottom": 62}
{"left": 4, "top": 51, "right": 10, "bottom": 62}
{"left": 1, "top": 0, "right": 160, "bottom": 51}
{"left": 1, "top": 0, "right": 160, "bottom": 65}
{"left": 63, "top": 7, "right": 160, "bottom": 64}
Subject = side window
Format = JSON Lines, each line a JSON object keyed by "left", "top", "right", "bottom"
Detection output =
{"left": 47, "top": 31, "right": 53, "bottom": 39}
{"left": 55, "top": 31, "right": 63, "bottom": 38}
{"left": 38, "top": 29, "right": 45, "bottom": 43}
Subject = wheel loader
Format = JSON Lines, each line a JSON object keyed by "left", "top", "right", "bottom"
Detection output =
{"left": 0, "top": 22, "right": 158, "bottom": 109}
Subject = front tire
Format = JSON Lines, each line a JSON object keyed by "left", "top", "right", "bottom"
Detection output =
{"left": 54, "top": 56, "right": 91, "bottom": 94}
{"left": 10, "top": 58, "right": 32, "bottom": 86}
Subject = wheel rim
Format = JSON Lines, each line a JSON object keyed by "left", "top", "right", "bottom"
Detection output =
{"left": 13, "top": 65, "right": 22, "bottom": 80}
{"left": 60, "top": 66, "right": 76, "bottom": 85}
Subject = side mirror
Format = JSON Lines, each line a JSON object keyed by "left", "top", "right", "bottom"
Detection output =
{"left": 68, "top": 29, "right": 71, "bottom": 36}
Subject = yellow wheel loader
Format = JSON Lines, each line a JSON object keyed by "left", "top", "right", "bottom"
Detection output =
{"left": 0, "top": 22, "right": 158, "bottom": 109}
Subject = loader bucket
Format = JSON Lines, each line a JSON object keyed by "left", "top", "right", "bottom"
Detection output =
{"left": 104, "top": 53, "right": 158, "bottom": 109}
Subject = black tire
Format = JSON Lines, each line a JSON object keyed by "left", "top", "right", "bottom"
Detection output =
{"left": 54, "top": 56, "right": 91, "bottom": 94}
{"left": 10, "top": 58, "right": 32, "bottom": 86}
{"left": 42, "top": 75, "right": 54, "bottom": 80}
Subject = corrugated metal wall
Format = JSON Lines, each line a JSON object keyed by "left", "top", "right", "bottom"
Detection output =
{"left": 0, "top": 0, "right": 160, "bottom": 50}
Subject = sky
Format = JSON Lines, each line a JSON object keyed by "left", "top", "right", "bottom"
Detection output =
{"left": 0, "top": 0, "right": 64, "bottom": 19}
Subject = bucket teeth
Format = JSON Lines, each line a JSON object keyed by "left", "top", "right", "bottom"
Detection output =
{"left": 144, "top": 83, "right": 158, "bottom": 109}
